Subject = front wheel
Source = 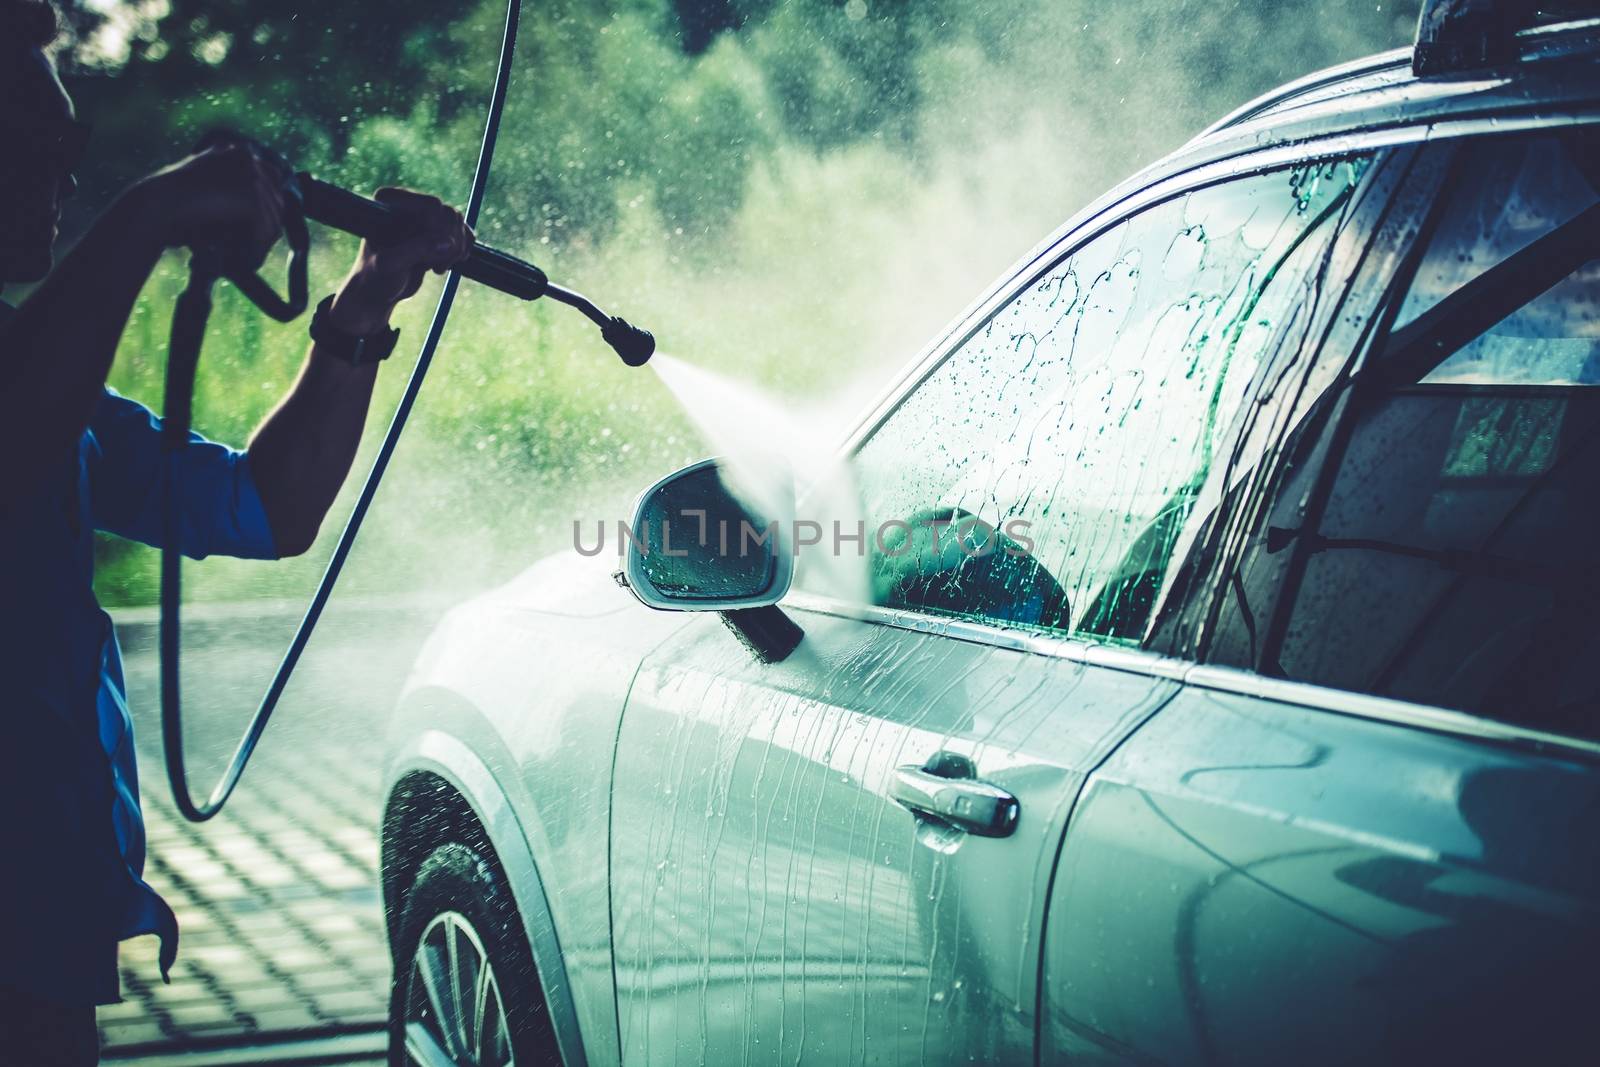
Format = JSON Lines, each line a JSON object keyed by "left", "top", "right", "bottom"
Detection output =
{"left": 389, "top": 842, "right": 558, "bottom": 1066}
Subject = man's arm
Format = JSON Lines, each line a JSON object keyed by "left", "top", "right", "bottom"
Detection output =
{"left": 247, "top": 188, "right": 470, "bottom": 556}
{"left": 0, "top": 144, "right": 285, "bottom": 504}
{"left": 0, "top": 194, "right": 162, "bottom": 489}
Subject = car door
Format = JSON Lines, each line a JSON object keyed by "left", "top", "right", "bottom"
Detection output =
{"left": 608, "top": 146, "right": 1395, "bottom": 1065}
{"left": 1043, "top": 129, "right": 1600, "bottom": 1064}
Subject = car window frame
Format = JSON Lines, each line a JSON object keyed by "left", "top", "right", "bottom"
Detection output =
{"left": 836, "top": 114, "right": 1600, "bottom": 470}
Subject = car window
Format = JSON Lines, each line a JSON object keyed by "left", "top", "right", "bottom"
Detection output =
{"left": 1218, "top": 131, "right": 1600, "bottom": 740}
{"left": 803, "top": 156, "right": 1373, "bottom": 643}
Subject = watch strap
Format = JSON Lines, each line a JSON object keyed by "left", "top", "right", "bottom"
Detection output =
{"left": 309, "top": 294, "right": 400, "bottom": 365}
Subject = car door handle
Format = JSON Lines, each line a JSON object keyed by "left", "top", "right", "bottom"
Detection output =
{"left": 890, "top": 763, "right": 1020, "bottom": 838}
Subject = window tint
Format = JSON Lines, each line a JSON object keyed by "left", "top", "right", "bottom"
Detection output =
{"left": 1223, "top": 132, "right": 1600, "bottom": 740}
{"left": 811, "top": 158, "right": 1371, "bottom": 643}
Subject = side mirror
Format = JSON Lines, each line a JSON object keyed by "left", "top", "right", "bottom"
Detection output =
{"left": 621, "top": 458, "right": 795, "bottom": 612}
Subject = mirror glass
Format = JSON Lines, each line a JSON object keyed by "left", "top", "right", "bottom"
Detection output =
{"left": 633, "top": 464, "right": 779, "bottom": 603}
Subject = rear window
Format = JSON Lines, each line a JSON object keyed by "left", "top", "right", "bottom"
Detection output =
{"left": 1225, "top": 131, "right": 1600, "bottom": 740}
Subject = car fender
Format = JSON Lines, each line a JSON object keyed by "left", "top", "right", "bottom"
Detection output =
{"left": 387, "top": 728, "right": 591, "bottom": 1067}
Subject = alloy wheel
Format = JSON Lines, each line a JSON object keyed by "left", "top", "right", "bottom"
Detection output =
{"left": 403, "top": 910, "right": 514, "bottom": 1067}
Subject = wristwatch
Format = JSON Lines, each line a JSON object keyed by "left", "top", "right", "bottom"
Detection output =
{"left": 309, "top": 294, "right": 400, "bottom": 365}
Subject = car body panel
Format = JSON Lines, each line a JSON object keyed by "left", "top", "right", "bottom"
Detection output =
{"left": 393, "top": 551, "right": 692, "bottom": 1065}
{"left": 1043, "top": 684, "right": 1600, "bottom": 1064}
{"left": 609, "top": 600, "right": 1178, "bottom": 1064}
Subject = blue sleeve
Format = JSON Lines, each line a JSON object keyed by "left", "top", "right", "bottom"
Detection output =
{"left": 86, "top": 389, "right": 280, "bottom": 560}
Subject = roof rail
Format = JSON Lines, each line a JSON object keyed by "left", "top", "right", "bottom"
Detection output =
{"left": 1413, "top": 0, "right": 1600, "bottom": 75}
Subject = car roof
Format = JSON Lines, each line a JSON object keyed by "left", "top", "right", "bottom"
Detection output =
{"left": 1194, "top": 16, "right": 1600, "bottom": 147}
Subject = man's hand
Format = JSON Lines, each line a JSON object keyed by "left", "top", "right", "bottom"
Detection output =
{"left": 325, "top": 188, "right": 473, "bottom": 336}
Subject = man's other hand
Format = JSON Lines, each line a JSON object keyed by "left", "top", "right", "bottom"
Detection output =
{"left": 132, "top": 142, "right": 287, "bottom": 268}
{"left": 326, "top": 188, "right": 473, "bottom": 336}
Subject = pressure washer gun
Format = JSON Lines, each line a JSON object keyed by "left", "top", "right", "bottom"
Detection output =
{"left": 160, "top": 133, "right": 654, "bottom": 823}
{"left": 175, "top": 132, "right": 656, "bottom": 366}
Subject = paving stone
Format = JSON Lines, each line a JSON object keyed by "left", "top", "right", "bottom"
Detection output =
{"left": 317, "top": 866, "right": 370, "bottom": 890}
{"left": 268, "top": 882, "right": 324, "bottom": 901}
{"left": 348, "top": 953, "right": 393, "bottom": 976}
{"left": 178, "top": 1016, "right": 264, "bottom": 1037}
{"left": 158, "top": 846, "right": 215, "bottom": 869}
{"left": 328, "top": 935, "right": 388, "bottom": 961}
{"left": 196, "top": 964, "right": 277, "bottom": 987}
{"left": 235, "top": 926, "right": 317, "bottom": 948}
{"left": 246, "top": 862, "right": 301, "bottom": 887}
{"left": 179, "top": 926, "right": 237, "bottom": 948}
{"left": 175, "top": 860, "right": 231, "bottom": 882}
{"left": 244, "top": 1005, "right": 325, "bottom": 1032}
{"left": 229, "top": 984, "right": 304, "bottom": 1011}
{"left": 293, "top": 967, "right": 370, "bottom": 992}
{"left": 175, "top": 908, "right": 219, "bottom": 933}
{"left": 185, "top": 943, "right": 254, "bottom": 968}
{"left": 215, "top": 840, "right": 274, "bottom": 863}
{"left": 310, "top": 988, "right": 387, "bottom": 1016}
{"left": 285, "top": 897, "right": 346, "bottom": 919}
{"left": 274, "top": 946, "right": 339, "bottom": 970}
{"left": 195, "top": 878, "right": 254, "bottom": 900}
{"left": 163, "top": 1002, "right": 239, "bottom": 1028}
{"left": 228, "top": 903, "right": 292, "bottom": 924}
{"left": 97, "top": 1019, "right": 167, "bottom": 1047}
{"left": 97, "top": 999, "right": 153, "bottom": 1023}
{"left": 140, "top": 982, "right": 218, "bottom": 1007}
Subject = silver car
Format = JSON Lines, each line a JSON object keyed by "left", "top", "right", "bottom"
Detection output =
{"left": 380, "top": 8, "right": 1600, "bottom": 1065}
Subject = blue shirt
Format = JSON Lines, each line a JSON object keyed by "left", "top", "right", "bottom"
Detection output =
{"left": 0, "top": 328, "right": 278, "bottom": 1005}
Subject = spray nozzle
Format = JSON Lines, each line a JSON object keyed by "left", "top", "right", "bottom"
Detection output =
{"left": 603, "top": 316, "right": 656, "bottom": 366}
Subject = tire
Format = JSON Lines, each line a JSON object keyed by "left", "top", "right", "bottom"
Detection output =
{"left": 388, "top": 842, "right": 561, "bottom": 1066}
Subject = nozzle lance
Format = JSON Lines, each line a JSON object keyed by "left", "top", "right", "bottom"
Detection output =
{"left": 603, "top": 316, "right": 656, "bottom": 367}
{"left": 297, "top": 174, "right": 656, "bottom": 368}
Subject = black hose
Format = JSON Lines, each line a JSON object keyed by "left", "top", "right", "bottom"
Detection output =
{"left": 160, "top": 0, "right": 524, "bottom": 821}
{"left": 159, "top": 255, "right": 220, "bottom": 821}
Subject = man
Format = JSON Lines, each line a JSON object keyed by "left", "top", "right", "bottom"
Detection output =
{"left": 0, "top": 2, "right": 473, "bottom": 1061}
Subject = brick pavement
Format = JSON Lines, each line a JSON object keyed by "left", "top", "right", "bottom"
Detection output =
{"left": 98, "top": 602, "right": 435, "bottom": 1057}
